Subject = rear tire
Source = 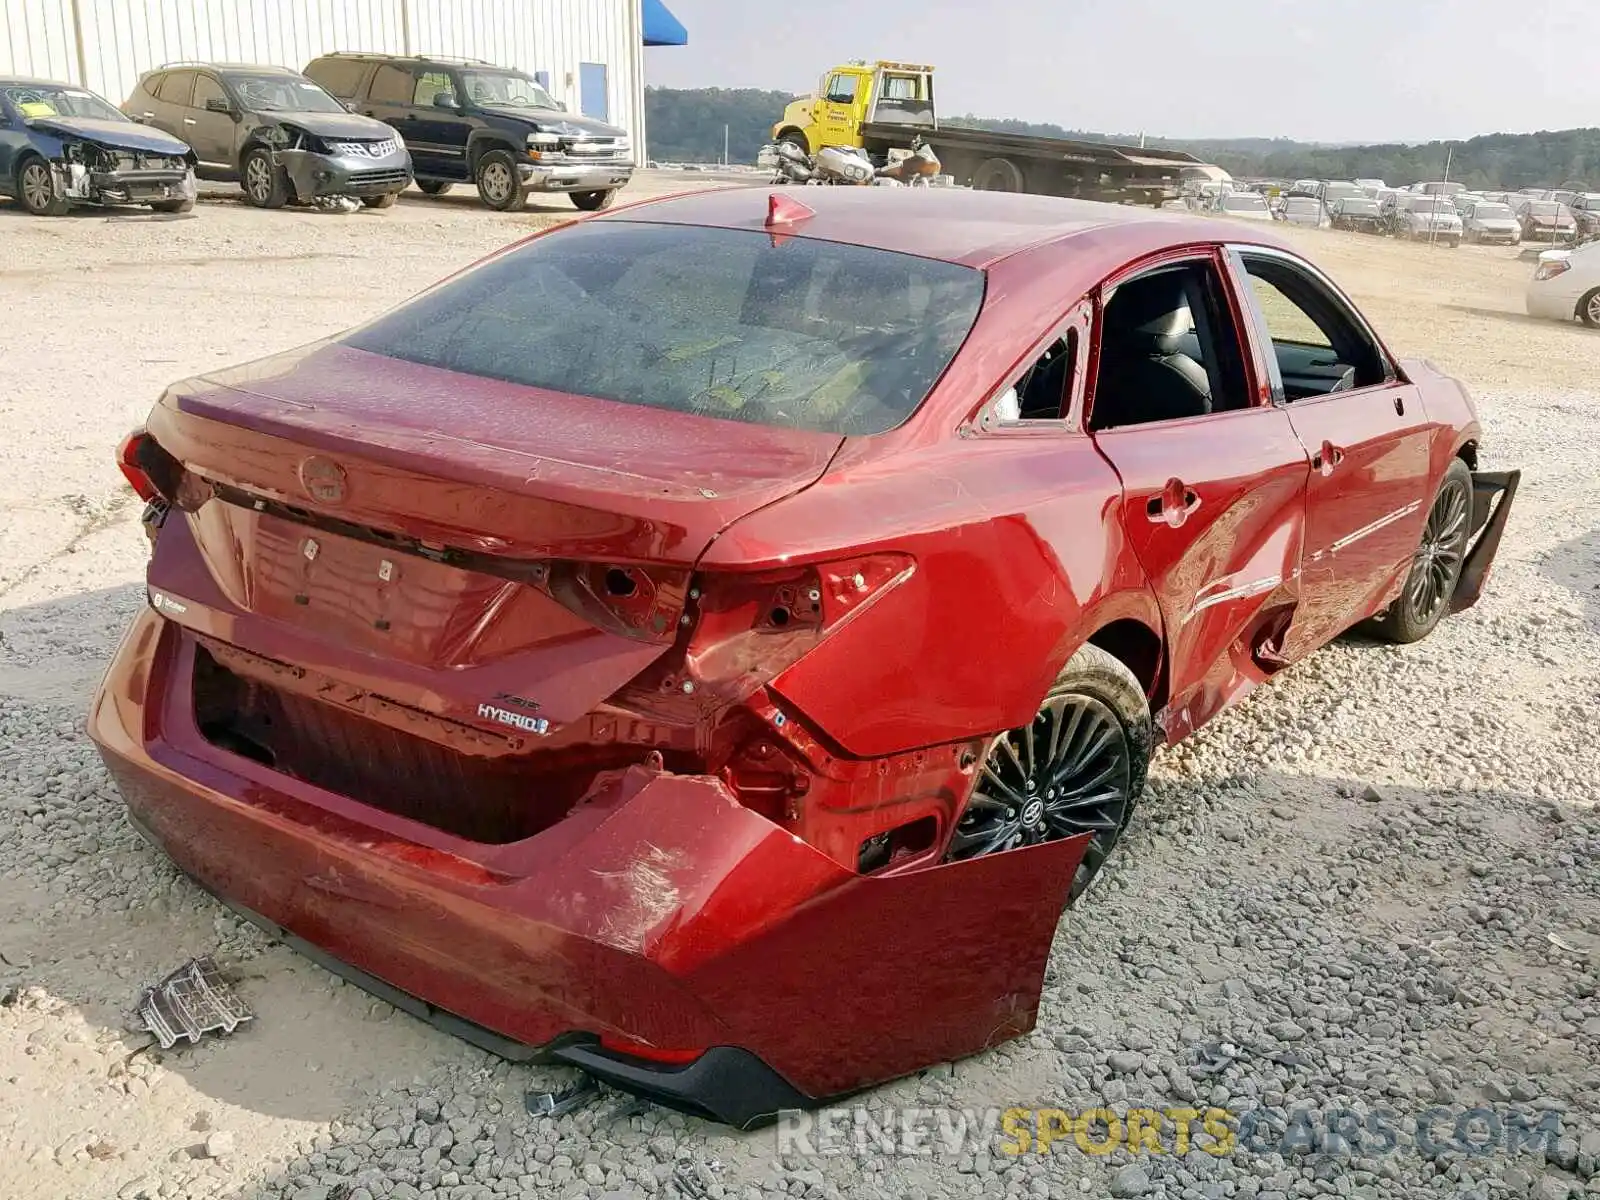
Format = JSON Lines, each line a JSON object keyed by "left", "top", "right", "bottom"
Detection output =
{"left": 16, "top": 156, "right": 69, "bottom": 216}
{"left": 416, "top": 179, "right": 452, "bottom": 196}
{"left": 149, "top": 197, "right": 194, "bottom": 214}
{"left": 474, "top": 149, "right": 526, "bottom": 211}
{"left": 945, "top": 643, "right": 1152, "bottom": 906}
{"left": 361, "top": 192, "right": 399, "bottom": 209}
{"left": 241, "top": 147, "right": 288, "bottom": 209}
{"left": 971, "top": 156, "right": 1025, "bottom": 192}
{"left": 1579, "top": 288, "right": 1600, "bottom": 328}
{"left": 1371, "top": 458, "right": 1473, "bottom": 644}
{"left": 570, "top": 189, "right": 616, "bottom": 212}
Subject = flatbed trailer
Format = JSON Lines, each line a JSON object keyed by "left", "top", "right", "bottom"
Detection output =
{"left": 774, "top": 60, "right": 1205, "bottom": 206}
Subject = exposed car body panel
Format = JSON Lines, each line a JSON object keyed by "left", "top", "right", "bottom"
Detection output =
{"left": 26, "top": 115, "right": 191, "bottom": 154}
{"left": 90, "top": 187, "right": 1515, "bottom": 1125}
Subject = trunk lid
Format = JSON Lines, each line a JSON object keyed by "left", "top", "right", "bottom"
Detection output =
{"left": 145, "top": 342, "right": 841, "bottom": 728}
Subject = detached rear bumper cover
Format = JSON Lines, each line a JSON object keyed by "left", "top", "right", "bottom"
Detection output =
{"left": 90, "top": 614, "right": 1087, "bottom": 1126}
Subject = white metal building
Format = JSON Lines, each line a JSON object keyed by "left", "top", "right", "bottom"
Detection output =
{"left": 0, "top": 0, "right": 688, "bottom": 163}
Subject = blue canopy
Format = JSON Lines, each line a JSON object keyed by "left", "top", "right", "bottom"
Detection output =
{"left": 642, "top": 0, "right": 687, "bottom": 45}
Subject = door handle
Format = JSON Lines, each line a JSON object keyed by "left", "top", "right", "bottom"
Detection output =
{"left": 1393, "top": 393, "right": 1405, "bottom": 416}
{"left": 1312, "top": 441, "right": 1346, "bottom": 476}
{"left": 1146, "top": 478, "right": 1202, "bottom": 527}
{"left": 182, "top": 117, "right": 196, "bottom": 125}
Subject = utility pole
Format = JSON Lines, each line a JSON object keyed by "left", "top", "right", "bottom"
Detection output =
{"left": 724, "top": 124, "right": 730, "bottom": 166}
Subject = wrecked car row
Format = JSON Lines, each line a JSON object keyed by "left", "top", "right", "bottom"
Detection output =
{"left": 92, "top": 187, "right": 1518, "bottom": 1128}
{"left": 5, "top": 53, "right": 636, "bottom": 218}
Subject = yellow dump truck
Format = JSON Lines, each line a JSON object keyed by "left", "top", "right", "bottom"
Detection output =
{"left": 773, "top": 60, "right": 1202, "bottom": 205}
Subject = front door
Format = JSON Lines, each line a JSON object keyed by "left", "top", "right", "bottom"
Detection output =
{"left": 814, "top": 71, "right": 864, "bottom": 149}
{"left": 1225, "top": 247, "right": 1434, "bottom": 655}
{"left": 185, "top": 74, "right": 239, "bottom": 169}
{"left": 1087, "top": 252, "right": 1311, "bottom": 743}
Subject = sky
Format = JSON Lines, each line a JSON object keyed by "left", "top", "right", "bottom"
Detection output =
{"left": 645, "top": 0, "right": 1600, "bottom": 144}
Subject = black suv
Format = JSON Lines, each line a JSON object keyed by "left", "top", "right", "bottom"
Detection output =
{"left": 303, "top": 53, "right": 632, "bottom": 212}
{"left": 123, "top": 63, "right": 411, "bottom": 209}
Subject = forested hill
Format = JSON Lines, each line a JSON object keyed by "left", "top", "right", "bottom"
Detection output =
{"left": 644, "top": 86, "right": 1600, "bottom": 188}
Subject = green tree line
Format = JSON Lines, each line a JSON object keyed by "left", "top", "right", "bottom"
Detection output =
{"left": 645, "top": 86, "right": 1600, "bottom": 188}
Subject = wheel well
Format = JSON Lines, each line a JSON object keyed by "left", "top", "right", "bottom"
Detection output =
{"left": 1087, "top": 619, "right": 1166, "bottom": 712}
{"left": 1457, "top": 440, "right": 1479, "bottom": 471}
{"left": 469, "top": 139, "right": 519, "bottom": 169}
{"left": 775, "top": 127, "right": 807, "bottom": 152}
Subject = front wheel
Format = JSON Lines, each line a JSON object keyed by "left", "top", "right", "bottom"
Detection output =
{"left": 361, "top": 193, "right": 399, "bottom": 209}
{"left": 474, "top": 149, "right": 526, "bottom": 211}
{"left": 17, "top": 156, "right": 69, "bottom": 215}
{"left": 416, "top": 179, "right": 452, "bottom": 196}
{"left": 1371, "top": 458, "right": 1472, "bottom": 644}
{"left": 570, "top": 189, "right": 616, "bottom": 212}
{"left": 945, "top": 644, "right": 1152, "bottom": 905}
{"left": 150, "top": 197, "right": 194, "bottom": 214}
{"left": 241, "top": 147, "right": 288, "bottom": 208}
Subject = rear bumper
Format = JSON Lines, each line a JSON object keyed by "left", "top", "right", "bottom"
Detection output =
{"left": 518, "top": 159, "right": 633, "bottom": 193}
{"left": 89, "top": 611, "right": 1086, "bottom": 1125}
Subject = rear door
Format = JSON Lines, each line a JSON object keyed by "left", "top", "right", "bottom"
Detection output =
{"left": 1225, "top": 245, "right": 1433, "bottom": 655}
{"left": 147, "top": 70, "right": 196, "bottom": 142}
{"left": 1087, "top": 250, "right": 1311, "bottom": 743}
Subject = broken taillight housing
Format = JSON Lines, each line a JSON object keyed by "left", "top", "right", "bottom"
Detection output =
{"left": 117, "top": 428, "right": 186, "bottom": 505}
{"left": 610, "top": 553, "right": 914, "bottom": 722}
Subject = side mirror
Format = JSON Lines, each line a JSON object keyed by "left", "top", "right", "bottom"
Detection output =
{"left": 205, "top": 97, "right": 233, "bottom": 114}
{"left": 433, "top": 92, "right": 459, "bottom": 110}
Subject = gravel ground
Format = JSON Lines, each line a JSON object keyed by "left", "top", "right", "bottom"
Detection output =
{"left": 1, "top": 181, "right": 1598, "bottom": 1200}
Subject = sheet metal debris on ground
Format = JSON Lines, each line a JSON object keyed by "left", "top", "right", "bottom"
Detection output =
{"left": 133, "top": 956, "right": 253, "bottom": 1049}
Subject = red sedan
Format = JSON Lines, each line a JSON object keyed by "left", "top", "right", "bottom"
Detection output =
{"left": 91, "top": 187, "right": 1517, "bottom": 1126}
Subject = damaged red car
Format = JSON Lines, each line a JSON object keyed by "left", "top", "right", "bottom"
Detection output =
{"left": 90, "top": 187, "right": 1517, "bottom": 1127}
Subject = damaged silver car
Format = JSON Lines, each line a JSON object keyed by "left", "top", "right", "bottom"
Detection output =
{"left": 124, "top": 64, "right": 411, "bottom": 211}
{"left": 1, "top": 78, "right": 197, "bottom": 215}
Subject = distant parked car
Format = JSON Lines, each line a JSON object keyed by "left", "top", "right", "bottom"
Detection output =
{"left": 1461, "top": 201, "right": 1522, "bottom": 245}
{"left": 1328, "top": 196, "right": 1386, "bottom": 233}
{"left": 1278, "top": 195, "right": 1328, "bottom": 228}
{"left": 1525, "top": 243, "right": 1600, "bottom": 327}
{"left": 0, "top": 76, "right": 196, "bottom": 214}
{"left": 304, "top": 51, "right": 633, "bottom": 212}
{"left": 1451, "top": 192, "right": 1486, "bottom": 214}
{"left": 1566, "top": 193, "right": 1600, "bottom": 243}
{"left": 124, "top": 63, "right": 412, "bottom": 210}
{"left": 1516, "top": 199, "right": 1578, "bottom": 244}
{"left": 1388, "top": 195, "right": 1462, "bottom": 245}
{"left": 1419, "top": 181, "right": 1466, "bottom": 198}
{"left": 1318, "top": 180, "right": 1364, "bottom": 206}
{"left": 1212, "top": 192, "right": 1273, "bottom": 221}
{"left": 1287, "top": 178, "right": 1320, "bottom": 197}
{"left": 1354, "top": 177, "right": 1386, "bottom": 191}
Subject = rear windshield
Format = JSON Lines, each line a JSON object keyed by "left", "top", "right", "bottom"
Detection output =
{"left": 343, "top": 221, "right": 986, "bottom": 436}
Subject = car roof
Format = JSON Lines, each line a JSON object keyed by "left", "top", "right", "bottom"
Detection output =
{"left": 599, "top": 186, "right": 1287, "bottom": 269}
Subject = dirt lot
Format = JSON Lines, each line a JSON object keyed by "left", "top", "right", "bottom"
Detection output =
{"left": 1, "top": 181, "right": 1598, "bottom": 1200}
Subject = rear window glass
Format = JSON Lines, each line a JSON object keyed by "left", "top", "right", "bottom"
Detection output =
{"left": 342, "top": 221, "right": 986, "bottom": 436}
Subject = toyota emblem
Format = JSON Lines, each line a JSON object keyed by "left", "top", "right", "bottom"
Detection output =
{"left": 298, "top": 457, "right": 347, "bottom": 504}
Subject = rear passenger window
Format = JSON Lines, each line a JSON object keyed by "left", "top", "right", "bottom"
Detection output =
{"left": 1090, "top": 261, "right": 1250, "bottom": 430}
{"left": 367, "top": 64, "right": 414, "bottom": 105}
{"left": 157, "top": 71, "right": 195, "bottom": 105}
{"left": 309, "top": 58, "right": 367, "bottom": 99}
{"left": 991, "top": 331, "right": 1078, "bottom": 423}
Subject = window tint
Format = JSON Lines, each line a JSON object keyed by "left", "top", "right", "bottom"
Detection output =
{"left": 308, "top": 58, "right": 367, "bottom": 98}
{"left": 367, "top": 64, "right": 414, "bottom": 105}
{"left": 1091, "top": 261, "right": 1249, "bottom": 430}
{"left": 1238, "top": 255, "right": 1388, "bottom": 400}
{"left": 825, "top": 74, "right": 860, "bottom": 104}
{"left": 191, "top": 74, "right": 226, "bottom": 110}
{"left": 413, "top": 70, "right": 455, "bottom": 106}
{"left": 157, "top": 71, "right": 195, "bottom": 105}
{"left": 342, "top": 221, "right": 986, "bottom": 437}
